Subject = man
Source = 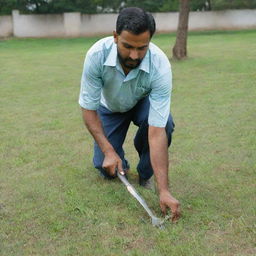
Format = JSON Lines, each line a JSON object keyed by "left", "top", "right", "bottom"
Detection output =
{"left": 79, "top": 7, "right": 180, "bottom": 221}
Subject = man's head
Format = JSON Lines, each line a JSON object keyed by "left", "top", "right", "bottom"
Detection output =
{"left": 114, "top": 7, "right": 156, "bottom": 73}
{"left": 116, "top": 7, "right": 156, "bottom": 38}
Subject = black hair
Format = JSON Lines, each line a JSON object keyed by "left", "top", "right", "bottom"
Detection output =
{"left": 116, "top": 7, "right": 156, "bottom": 38}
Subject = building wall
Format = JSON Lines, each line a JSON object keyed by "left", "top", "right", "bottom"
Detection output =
{"left": 80, "top": 13, "right": 117, "bottom": 36}
{"left": 0, "top": 15, "right": 13, "bottom": 37}
{"left": 188, "top": 9, "right": 256, "bottom": 31}
{"left": 0, "top": 9, "right": 256, "bottom": 38}
{"left": 12, "top": 10, "right": 65, "bottom": 37}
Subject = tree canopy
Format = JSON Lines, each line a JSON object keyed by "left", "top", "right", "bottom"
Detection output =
{"left": 0, "top": 0, "right": 256, "bottom": 15}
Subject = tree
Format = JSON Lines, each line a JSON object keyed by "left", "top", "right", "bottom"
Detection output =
{"left": 1, "top": 0, "right": 256, "bottom": 15}
{"left": 0, "top": 0, "right": 21, "bottom": 14}
{"left": 211, "top": 0, "right": 256, "bottom": 10}
{"left": 190, "top": 0, "right": 211, "bottom": 11}
{"left": 124, "top": 0, "right": 165, "bottom": 12}
{"left": 172, "top": 0, "right": 190, "bottom": 60}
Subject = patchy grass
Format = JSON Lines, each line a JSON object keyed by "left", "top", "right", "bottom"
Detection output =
{"left": 0, "top": 30, "right": 255, "bottom": 255}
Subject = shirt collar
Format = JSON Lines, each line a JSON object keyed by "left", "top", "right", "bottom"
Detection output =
{"left": 104, "top": 43, "right": 117, "bottom": 67}
{"left": 104, "top": 42, "right": 150, "bottom": 74}
{"left": 139, "top": 50, "right": 150, "bottom": 73}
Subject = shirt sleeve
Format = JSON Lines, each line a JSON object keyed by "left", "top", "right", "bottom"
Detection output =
{"left": 78, "top": 52, "right": 103, "bottom": 110}
{"left": 148, "top": 69, "right": 172, "bottom": 127}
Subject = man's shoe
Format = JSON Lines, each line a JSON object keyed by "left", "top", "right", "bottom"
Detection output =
{"left": 139, "top": 175, "right": 155, "bottom": 191}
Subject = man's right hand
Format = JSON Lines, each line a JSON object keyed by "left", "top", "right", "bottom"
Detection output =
{"left": 102, "top": 150, "right": 124, "bottom": 176}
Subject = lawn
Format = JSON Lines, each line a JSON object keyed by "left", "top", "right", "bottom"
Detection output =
{"left": 0, "top": 30, "right": 255, "bottom": 255}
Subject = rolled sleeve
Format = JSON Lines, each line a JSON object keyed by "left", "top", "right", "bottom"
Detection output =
{"left": 148, "top": 71, "right": 172, "bottom": 127}
{"left": 79, "top": 53, "right": 103, "bottom": 110}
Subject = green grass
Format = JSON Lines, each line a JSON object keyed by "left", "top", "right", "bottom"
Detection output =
{"left": 0, "top": 30, "right": 255, "bottom": 255}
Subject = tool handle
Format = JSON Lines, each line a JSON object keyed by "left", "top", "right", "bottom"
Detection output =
{"left": 117, "top": 172, "right": 156, "bottom": 219}
{"left": 117, "top": 172, "right": 130, "bottom": 186}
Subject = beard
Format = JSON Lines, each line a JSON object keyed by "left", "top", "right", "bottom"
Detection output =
{"left": 117, "top": 50, "right": 142, "bottom": 70}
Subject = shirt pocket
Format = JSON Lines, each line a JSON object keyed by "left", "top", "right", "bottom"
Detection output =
{"left": 135, "top": 85, "right": 151, "bottom": 100}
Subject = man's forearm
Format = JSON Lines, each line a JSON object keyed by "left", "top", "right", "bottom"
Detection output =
{"left": 149, "top": 126, "right": 180, "bottom": 219}
{"left": 81, "top": 108, "right": 123, "bottom": 175}
{"left": 81, "top": 108, "right": 114, "bottom": 154}
{"left": 148, "top": 126, "right": 169, "bottom": 193}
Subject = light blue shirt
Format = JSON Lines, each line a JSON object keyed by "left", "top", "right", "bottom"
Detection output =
{"left": 79, "top": 36, "right": 172, "bottom": 127}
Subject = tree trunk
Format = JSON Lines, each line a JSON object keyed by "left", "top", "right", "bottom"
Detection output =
{"left": 172, "top": 0, "right": 190, "bottom": 60}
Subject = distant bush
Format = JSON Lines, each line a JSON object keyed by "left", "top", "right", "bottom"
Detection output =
{"left": 0, "top": 0, "right": 256, "bottom": 15}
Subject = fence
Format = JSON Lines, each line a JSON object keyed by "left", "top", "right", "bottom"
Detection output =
{"left": 0, "top": 9, "right": 256, "bottom": 38}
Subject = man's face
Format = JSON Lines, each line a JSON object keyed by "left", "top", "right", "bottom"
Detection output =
{"left": 114, "top": 30, "right": 151, "bottom": 72}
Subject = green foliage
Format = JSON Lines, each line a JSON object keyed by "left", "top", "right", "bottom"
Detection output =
{"left": 1, "top": 0, "right": 256, "bottom": 15}
{"left": 211, "top": 0, "right": 256, "bottom": 10}
{"left": 0, "top": 0, "right": 18, "bottom": 14}
{"left": 159, "top": 0, "right": 180, "bottom": 12}
{"left": 0, "top": 0, "right": 109, "bottom": 14}
{"left": 94, "top": 0, "right": 124, "bottom": 12}
{"left": 124, "top": 0, "right": 165, "bottom": 12}
{"left": 190, "top": 0, "right": 209, "bottom": 10}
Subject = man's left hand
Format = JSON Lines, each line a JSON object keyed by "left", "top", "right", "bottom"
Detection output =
{"left": 159, "top": 191, "right": 181, "bottom": 222}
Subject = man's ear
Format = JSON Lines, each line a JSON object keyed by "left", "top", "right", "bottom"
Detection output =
{"left": 113, "top": 31, "right": 118, "bottom": 44}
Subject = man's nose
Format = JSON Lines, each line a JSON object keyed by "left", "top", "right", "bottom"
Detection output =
{"left": 129, "top": 49, "right": 139, "bottom": 60}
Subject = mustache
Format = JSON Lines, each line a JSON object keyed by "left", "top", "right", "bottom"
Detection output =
{"left": 126, "top": 58, "right": 140, "bottom": 62}
{"left": 117, "top": 50, "right": 142, "bottom": 69}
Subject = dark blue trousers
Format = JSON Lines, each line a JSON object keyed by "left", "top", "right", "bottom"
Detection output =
{"left": 93, "top": 97, "right": 175, "bottom": 179}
